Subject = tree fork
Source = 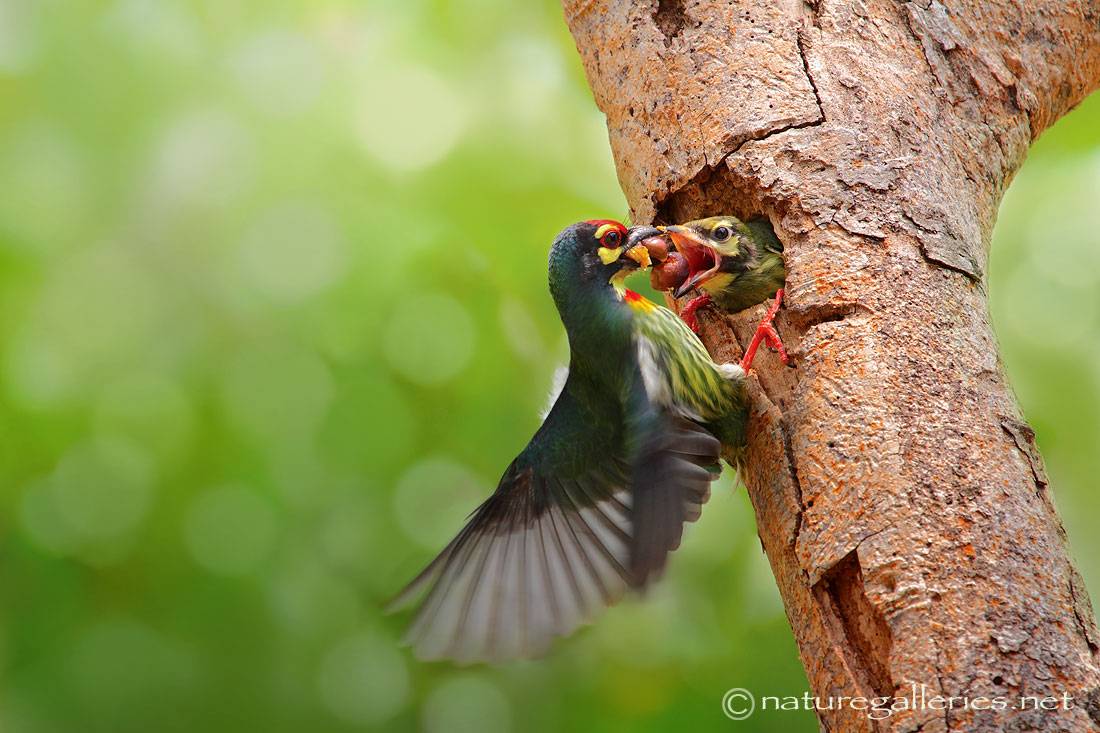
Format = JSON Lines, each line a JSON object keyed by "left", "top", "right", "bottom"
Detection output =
{"left": 563, "top": 0, "right": 1100, "bottom": 730}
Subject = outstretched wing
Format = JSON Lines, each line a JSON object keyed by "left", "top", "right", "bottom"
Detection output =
{"left": 386, "top": 367, "right": 720, "bottom": 664}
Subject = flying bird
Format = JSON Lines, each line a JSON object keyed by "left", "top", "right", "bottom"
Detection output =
{"left": 386, "top": 220, "right": 749, "bottom": 663}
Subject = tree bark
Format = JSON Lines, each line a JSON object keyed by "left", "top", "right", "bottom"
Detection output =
{"left": 562, "top": 1, "right": 1100, "bottom": 730}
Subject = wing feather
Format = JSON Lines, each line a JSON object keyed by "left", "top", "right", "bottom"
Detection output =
{"left": 388, "top": 352, "right": 724, "bottom": 662}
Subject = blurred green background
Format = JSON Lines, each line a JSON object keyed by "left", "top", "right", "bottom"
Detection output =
{"left": 0, "top": 2, "right": 1096, "bottom": 732}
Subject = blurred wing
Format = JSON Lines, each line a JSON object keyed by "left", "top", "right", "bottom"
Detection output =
{"left": 626, "top": 403, "right": 722, "bottom": 586}
{"left": 385, "top": 373, "right": 632, "bottom": 663}
{"left": 386, "top": 365, "right": 720, "bottom": 664}
{"left": 625, "top": 298, "right": 739, "bottom": 582}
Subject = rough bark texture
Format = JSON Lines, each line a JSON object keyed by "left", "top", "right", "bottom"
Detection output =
{"left": 563, "top": 1, "right": 1100, "bottom": 730}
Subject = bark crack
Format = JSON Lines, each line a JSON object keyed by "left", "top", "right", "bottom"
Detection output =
{"left": 933, "top": 651, "right": 951, "bottom": 731}
{"left": 1069, "top": 571, "right": 1100, "bottom": 656}
{"left": 854, "top": 520, "right": 898, "bottom": 552}
{"left": 814, "top": 551, "right": 895, "bottom": 699}
{"left": 917, "top": 241, "right": 983, "bottom": 283}
{"left": 724, "top": 320, "right": 808, "bottom": 560}
{"left": 782, "top": 412, "right": 808, "bottom": 557}
{"left": 788, "top": 301, "right": 873, "bottom": 334}
{"left": 999, "top": 416, "right": 1049, "bottom": 494}
{"left": 656, "top": 16, "right": 827, "bottom": 216}
{"left": 1085, "top": 687, "right": 1100, "bottom": 728}
{"left": 796, "top": 29, "right": 826, "bottom": 124}
{"left": 900, "top": 213, "right": 984, "bottom": 283}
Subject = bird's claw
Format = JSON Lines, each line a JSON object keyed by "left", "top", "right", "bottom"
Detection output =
{"left": 679, "top": 293, "right": 712, "bottom": 335}
{"left": 739, "top": 289, "right": 792, "bottom": 372}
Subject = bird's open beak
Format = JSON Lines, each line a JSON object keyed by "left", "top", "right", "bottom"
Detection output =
{"left": 662, "top": 225, "right": 721, "bottom": 297}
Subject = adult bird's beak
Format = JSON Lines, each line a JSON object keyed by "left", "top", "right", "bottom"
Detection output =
{"left": 624, "top": 225, "right": 669, "bottom": 267}
{"left": 598, "top": 243, "right": 652, "bottom": 268}
{"left": 601, "top": 225, "right": 667, "bottom": 269}
{"left": 601, "top": 243, "right": 653, "bottom": 269}
{"left": 663, "top": 225, "right": 722, "bottom": 297}
{"left": 625, "top": 244, "right": 652, "bottom": 268}
{"left": 600, "top": 244, "right": 650, "bottom": 268}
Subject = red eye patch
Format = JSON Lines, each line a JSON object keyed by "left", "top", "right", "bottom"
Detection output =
{"left": 587, "top": 219, "right": 628, "bottom": 248}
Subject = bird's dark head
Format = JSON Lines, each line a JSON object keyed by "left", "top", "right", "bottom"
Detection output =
{"left": 660, "top": 215, "right": 758, "bottom": 297}
{"left": 548, "top": 220, "right": 656, "bottom": 294}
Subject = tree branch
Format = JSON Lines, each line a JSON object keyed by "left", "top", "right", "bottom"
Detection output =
{"left": 563, "top": 0, "right": 1100, "bottom": 729}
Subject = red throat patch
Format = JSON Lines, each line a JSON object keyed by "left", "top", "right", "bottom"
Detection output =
{"left": 623, "top": 289, "right": 643, "bottom": 303}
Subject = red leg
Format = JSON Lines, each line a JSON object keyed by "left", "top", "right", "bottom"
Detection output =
{"left": 678, "top": 293, "right": 712, "bottom": 334}
{"left": 758, "top": 289, "right": 789, "bottom": 361}
{"left": 740, "top": 289, "right": 791, "bottom": 371}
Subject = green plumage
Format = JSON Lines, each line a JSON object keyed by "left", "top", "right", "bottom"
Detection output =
{"left": 387, "top": 221, "right": 748, "bottom": 664}
{"left": 627, "top": 294, "right": 748, "bottom": 456}
{"left": 668, "top": 215, "right": 786, "bottom": 313}
{"left": 711, "top": 218, "right": 785, "bottom": 312}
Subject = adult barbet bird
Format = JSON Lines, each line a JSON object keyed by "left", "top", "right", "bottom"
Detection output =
{"left": 386, "top": 220, "right": 750, "bottom": 663}
{"left": 652, "top": 215, "right": 790, "bottom": 366}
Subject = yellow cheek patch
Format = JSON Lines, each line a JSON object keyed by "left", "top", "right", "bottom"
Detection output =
{"left": 700, "top": 271, "right": 734, "bottom": 294}
{"left": 598, "top": 246, "right": 623, "bottom": 265}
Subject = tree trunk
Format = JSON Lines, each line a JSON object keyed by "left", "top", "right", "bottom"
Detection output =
{"left": 562, "top": 1, "right": 1100, "bottom": 730}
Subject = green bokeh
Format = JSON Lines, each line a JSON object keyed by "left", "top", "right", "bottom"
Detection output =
{"left": 0, "top": 2, "right": 1095, "bottom": 732}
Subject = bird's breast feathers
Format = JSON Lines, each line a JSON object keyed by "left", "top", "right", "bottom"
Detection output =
{"left": 620, "top": 288, "right": 657, "bottom": 313}
{"left": 624, "top": 292, "right": 742, "bottom": 420}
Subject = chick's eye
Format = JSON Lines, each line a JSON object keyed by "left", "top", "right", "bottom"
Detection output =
{"left": 713, "top": 226, "right": 731, "bottom": 241}
{"left": 602, "top": 230, "right": 621, "bottom": 247}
